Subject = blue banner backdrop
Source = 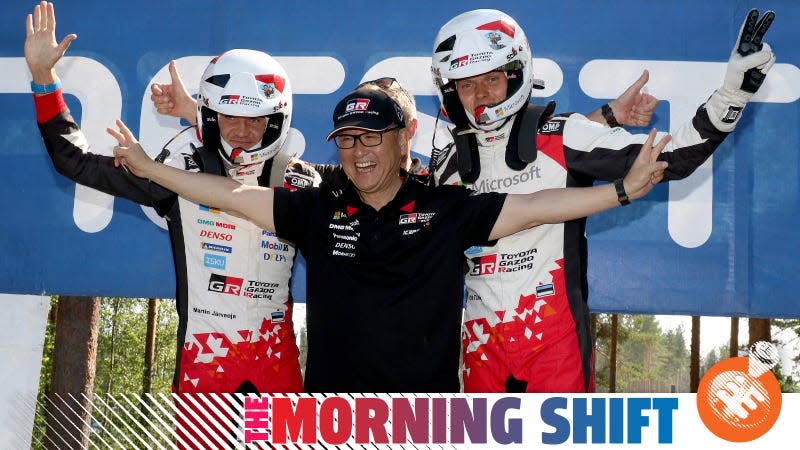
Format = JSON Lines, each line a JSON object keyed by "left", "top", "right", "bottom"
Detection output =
{"left": 0, "top": 1, "right": 798, "bottom": 317}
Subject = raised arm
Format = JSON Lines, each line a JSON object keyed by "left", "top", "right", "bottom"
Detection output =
{"left": 489, "top": 129, "right": 669, "bottom": 240}
{"left": 109, "top": 120, "right": 276, "bottom": 231}
{"left": 25, "top": 1, "right": 179, "bottom": 209}
{"left": 704, "top": 9, "right": 775, "bottom": 133}
{"left": 24, "top": 1, "right": 76, "bottom": 86}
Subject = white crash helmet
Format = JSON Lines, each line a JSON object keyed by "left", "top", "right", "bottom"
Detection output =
{"left": 431, "top": 9, "right": 541, "bottom": 131}
{"left": 196, "top": 49, "right": 292, "bottom": 165}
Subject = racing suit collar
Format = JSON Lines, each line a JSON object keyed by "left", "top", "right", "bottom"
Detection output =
{"left": 474, "top": 119, "right": 514, "bottom": 148}
{"left": 226, "top": 159, "right": 268, "bottom": 186}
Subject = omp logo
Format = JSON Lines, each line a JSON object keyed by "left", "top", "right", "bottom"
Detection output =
{"left": 204, "top": 253, "right": 226, "bottom": 270}
{"left": 287, "top": 173, "right": 314, "bottom": 188}
{"left": 541, "top": 121, "right": 562, "bottom": 133}
{"left": 201, "top": 242, "right": 232, "bottom": 253}
{"left": 470, "top": 254, "right": 497, "bottom": 276}
{"left": 207, "top": 273, "right": 243, "bottom": 296}
{"left": 345, "top": 99, "right": 370, "bottom": 112}
{"left": 696, "top": 341, "right": 782, "bottom": 442}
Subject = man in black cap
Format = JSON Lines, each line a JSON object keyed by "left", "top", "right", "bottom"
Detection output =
{"left": 109, "top": 82, "right": 669, "bottom": 393}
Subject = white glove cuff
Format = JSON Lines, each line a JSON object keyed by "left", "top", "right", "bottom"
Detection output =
{"left": 705, "top": 89, "right": 750, "bottom": 132}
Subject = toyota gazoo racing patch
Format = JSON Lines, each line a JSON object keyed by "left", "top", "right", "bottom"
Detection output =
{"left": 219, "top": 94, "right": 263, "bottom": 107}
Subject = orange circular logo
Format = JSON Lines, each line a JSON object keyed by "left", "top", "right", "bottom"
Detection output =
{"left": 696, "top": 346, "right": 782, "bottom": 442}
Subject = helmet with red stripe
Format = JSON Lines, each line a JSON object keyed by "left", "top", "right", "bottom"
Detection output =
{"left": 197, "top": 49, "right": 292, "bottom": 165}
{"left": 431, "top": 9, "right": 540, "bottom": 131}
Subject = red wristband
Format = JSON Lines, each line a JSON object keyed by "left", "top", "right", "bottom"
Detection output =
{"left": 33, "top": 89, "right": 67, "bottom": 124}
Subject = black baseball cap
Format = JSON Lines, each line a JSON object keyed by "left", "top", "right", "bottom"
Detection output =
{"left": 326, "top": 87, "right": 405, "bottom": 141}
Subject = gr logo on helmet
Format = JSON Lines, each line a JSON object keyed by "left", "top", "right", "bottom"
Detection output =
{"left": 450, "top": 55, "right": 469, "bottom": 69}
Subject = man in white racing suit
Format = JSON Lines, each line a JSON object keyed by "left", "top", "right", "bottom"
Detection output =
{"left": 26, "top": 3, "right": 319, "bottom": 446}
{"left": 430, "top": 8, "right": 776, "bottom": 392}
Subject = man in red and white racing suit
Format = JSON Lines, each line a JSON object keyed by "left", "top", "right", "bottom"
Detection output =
{"left": 437, "top": 113, "right": 729, "bottom": 392}
{"left": 430, "top": 9, "right": 776, "bottom": 392}
{"left": 26, "top": 4, "right": 317, "bottom": 400}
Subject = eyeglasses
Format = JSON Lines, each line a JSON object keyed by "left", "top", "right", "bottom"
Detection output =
{"left": 358, "top": 77, "right": 415, "bottom": 108}
{"left": 334, "top": 127, "right": 401, "bottom": 149}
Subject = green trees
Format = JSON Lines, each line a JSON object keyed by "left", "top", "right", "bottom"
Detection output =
{"left": 594, "top": 314, "right": 690, "bottom": 392}
{"left": 594, "top": 316, "right": 799, "bottom": 394}
{"left": 32, "top": 297, "right": 178, "bottom": 449}
{"left": 93, "top": 298, "right": 177, "bottom": 396}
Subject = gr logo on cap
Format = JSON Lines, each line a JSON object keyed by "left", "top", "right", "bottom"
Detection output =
{"left": 326, "top": 87, "right": 405, "bottom": 140}
{"left": 346, "top": 99, "right": 370, "bottom": 112}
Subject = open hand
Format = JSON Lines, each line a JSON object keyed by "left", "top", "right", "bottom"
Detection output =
{"left": 24, "top": 2, "right": 77, "bottom": 84}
